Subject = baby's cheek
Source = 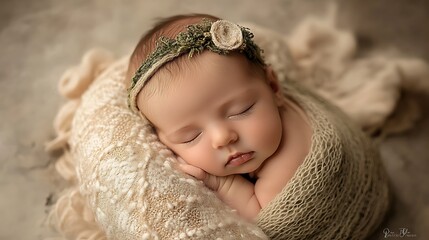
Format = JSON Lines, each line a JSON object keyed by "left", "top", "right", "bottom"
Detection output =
{"left": 180, "top": 145, "right": 211, "bottom": 169}
{"left": 251, "top": 114, "right": 283, "bottom": 153}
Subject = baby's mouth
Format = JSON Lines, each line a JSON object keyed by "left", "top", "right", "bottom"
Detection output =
{"left": 226, "top": 151, "right": 255, "bottom": 166}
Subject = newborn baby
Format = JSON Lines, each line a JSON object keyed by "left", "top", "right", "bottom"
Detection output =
{"left": 127, "top": 14, "right": 312, "bottom": 220}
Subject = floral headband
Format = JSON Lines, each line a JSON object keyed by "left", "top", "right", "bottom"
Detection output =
{"left": 128, "top": 19, "right": 266, "bottom": 113}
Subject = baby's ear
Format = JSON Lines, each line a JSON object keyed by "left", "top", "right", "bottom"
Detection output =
{"left": 264, "top": 66, "right": 284, "bottom": 106}
{"left": 264, "top": 66, "right": 280, "bottom": 93}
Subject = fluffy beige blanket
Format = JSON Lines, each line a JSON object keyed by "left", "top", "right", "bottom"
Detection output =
{"left": 45, "top": 18, "right": 429, "bottom": 239}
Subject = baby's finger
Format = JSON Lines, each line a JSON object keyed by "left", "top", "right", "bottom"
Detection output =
{"left": 176, "top": 156, "right": 186, "bottom": 164}
{"left": 178, "top": 163, "right": 206, "bottom": 180}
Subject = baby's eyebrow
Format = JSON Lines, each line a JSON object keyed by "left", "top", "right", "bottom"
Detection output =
{"left": 166, "top": 125, "right": 196, "bottom": 139}
{"left": 151, "top": 114, "right": 195, "bottom": 139}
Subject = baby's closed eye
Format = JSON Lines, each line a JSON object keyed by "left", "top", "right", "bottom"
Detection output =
{"left": 181, "top": 132, "right": 202, "bottom": 144}
{"left": 228, "top": 102, "right": 255, "bottom": 119}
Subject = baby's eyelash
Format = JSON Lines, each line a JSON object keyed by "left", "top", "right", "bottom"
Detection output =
{"left": 182, "top": 133, "right": 201, "bottom": 144}
{"left": 233, "top": 103, "right": 255, "bottom": 117}
{"left": 227, "top": 103, "right": 255, "bottom": 119}
{"left": 240, "top": 103, "right": 255, "bottom": 114}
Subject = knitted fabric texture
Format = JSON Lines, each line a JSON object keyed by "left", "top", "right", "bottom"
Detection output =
{"left": 257, "top": 80, "right": 389, "bottom": 239}
{"left": 46, "top": 19, "right": 429, "bottom": 240}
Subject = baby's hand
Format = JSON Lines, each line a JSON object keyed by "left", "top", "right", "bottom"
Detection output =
{"left": 176, "top": 157, "right": 220, "bottom": 191}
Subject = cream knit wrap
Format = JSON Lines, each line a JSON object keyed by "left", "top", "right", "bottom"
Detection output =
{"left": 47, "top": 19, "right": 429, "bottom": 239}
{"left": 258, "top": 81, "right": 388, "bottom": 239}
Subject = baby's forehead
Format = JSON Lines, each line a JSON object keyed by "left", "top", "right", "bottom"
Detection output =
{"left": 139, "top": 51, "right": 265, "bottom": 110}
{"left": 147, "top": 51, "right": 265, "bottom": 94}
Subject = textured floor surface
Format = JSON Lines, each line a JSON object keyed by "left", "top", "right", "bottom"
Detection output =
{"left": 0, "top": 0, "right": 428, "bottom": 239}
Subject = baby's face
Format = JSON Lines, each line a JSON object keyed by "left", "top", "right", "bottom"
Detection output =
{"left": 137, "top": 52, "right": 283, "bottom": 176}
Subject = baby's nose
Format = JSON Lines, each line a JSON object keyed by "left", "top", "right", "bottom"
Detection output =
{"left": 211, "top": 125, "right": 238, "bottom": 149}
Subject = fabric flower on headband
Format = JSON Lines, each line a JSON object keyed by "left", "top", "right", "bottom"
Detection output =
{"left": 128, "top": 19, "right": 266, "bottom": 113}
{"left": 210, "top": 20, "right": 244, "bottom": 50}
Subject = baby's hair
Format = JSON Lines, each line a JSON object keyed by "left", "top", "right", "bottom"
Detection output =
{"left": 126, "top": 13, "right": 220, "bottom": 85}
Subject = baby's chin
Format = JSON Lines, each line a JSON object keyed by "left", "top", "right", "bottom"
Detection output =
{"left": 207, "top": 169, "right": 253, "bottom": 177}
{"left": 221, "top": 162, "right": 264, "bottom": 176}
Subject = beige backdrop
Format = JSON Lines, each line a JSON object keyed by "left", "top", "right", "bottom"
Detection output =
{"left": 0, "top": 0, "right": 428, "bottom": 239}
